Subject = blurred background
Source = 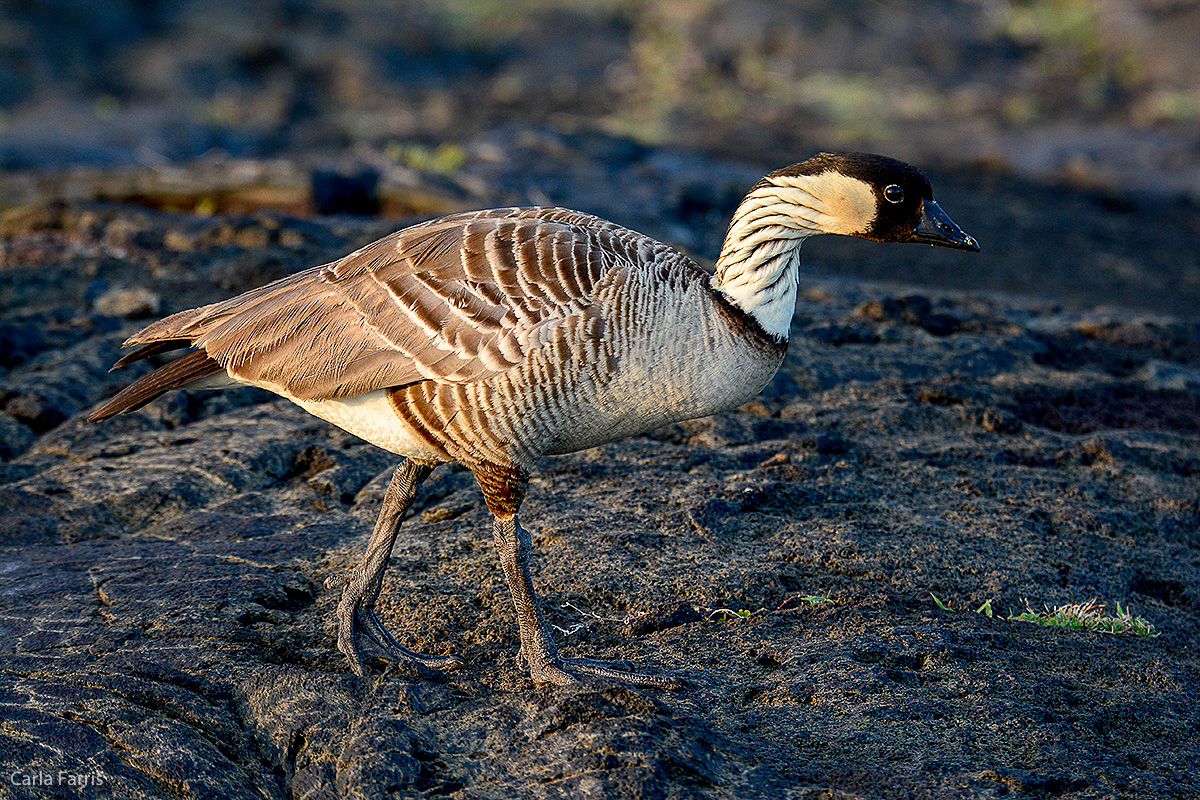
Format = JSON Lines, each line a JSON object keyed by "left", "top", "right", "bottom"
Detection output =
{"left": 3, "top": 0, "right": 1199, "bottom": 185}
{"left": 1, "top": 0, "right": 1198, "bottom": 312}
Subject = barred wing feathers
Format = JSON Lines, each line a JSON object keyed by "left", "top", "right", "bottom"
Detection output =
{"left": 119, "top": 207, "right": 675, "bottom": 402}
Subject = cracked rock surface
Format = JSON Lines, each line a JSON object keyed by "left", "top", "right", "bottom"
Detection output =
{"left": 2, "top": 144, "right": 1199, "bottom": 799}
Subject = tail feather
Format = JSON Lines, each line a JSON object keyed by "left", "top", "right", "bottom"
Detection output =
{"left": 112, "top": 339, "right": 192, "bottom": 369}
{"left": 123, "top": 269, "right": 317, "bottom": 348}
{"left": 89, "top": 349, "right": 224, "bottom": 421}
{"left": 93, "top": 278, "right": 318, "bottom": 421}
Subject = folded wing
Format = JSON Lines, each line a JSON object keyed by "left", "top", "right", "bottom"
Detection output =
{"left": 93, "top": 207, "right": 650, "bottom": 418}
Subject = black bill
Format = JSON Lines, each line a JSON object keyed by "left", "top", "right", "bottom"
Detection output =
{"left": 913, "top": 199, "right": 980, "bottom": 251}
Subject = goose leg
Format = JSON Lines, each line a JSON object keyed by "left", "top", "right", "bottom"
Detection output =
{"left": 491, "top": 513, "right": 677, "bottom": 688}
{"left": 328, "top": 459, "right": 464, "bottom": 676}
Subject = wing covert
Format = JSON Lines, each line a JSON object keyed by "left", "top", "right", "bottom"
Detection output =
{"left": 127, "top": 207, "right": 642, "bottom": 400}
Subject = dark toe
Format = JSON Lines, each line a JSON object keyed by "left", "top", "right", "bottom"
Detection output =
{"left": 334, "top": 588, "right": 462, "bottom": 675}
{"left": 531, "top": 657, "right": 679, "bottom": 688}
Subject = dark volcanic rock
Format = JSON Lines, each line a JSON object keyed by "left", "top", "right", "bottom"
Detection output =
{"left": 1, "top": 150, "right": 1199, "bottom": 800}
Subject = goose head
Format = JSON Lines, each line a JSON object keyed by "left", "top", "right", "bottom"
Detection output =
{"left": 714, "top": 153, "right": 979, "bottom": 340}
{"left": 759, "top": 152, "right": 980, "bottom": 251}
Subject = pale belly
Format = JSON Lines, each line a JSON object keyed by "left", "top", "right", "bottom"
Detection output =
{"left": 212, "top": 370, "right": 447, "bottom": 460}
{"left": 291, "top": 389, "right": 446, "bottom": 460}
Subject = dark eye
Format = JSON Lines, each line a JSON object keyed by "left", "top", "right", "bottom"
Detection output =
{"left": 883, "top": 184, "right": 904, "bottom": 204}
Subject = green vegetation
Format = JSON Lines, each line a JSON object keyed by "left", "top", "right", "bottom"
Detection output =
{"left": 932, "top": 593, "right": 1158, "bottom": 637}
{"left": 1010, "top": 597, "right": 1159, "bottom": 637}
{"left": 385, "top": 141, "right": 468, "bottom": 174}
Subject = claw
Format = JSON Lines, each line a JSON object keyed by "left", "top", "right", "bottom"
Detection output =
{"left": 336, "top": 588, "right": 463, "bottom": 676}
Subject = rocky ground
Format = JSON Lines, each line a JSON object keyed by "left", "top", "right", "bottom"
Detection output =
{"left": 1, "top": 132, "right": 1198, "bottom": 799}
{"left": 2, "top": 0, "right": 1200, "bottom": 798}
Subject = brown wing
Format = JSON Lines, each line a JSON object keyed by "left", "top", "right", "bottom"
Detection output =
{"left": 105, "top": 207, "right": 664, "bottom": 404}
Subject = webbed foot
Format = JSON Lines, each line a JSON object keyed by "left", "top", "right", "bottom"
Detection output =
{"left": 329, "top": 573, "right": 463, "bottom": 676}
{"left": 527, "top": 654, "right": 680, "bottom": 688}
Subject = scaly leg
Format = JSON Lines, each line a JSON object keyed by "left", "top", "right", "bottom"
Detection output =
{"left": 491, "top": 512, "right": 677, "bottom": 688}
{"left": 327, "top": 459, "right": 463, "bottom": 676}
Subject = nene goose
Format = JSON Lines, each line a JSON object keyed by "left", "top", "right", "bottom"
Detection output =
{"left": 91, "top": 152, "right": 979, "bottom": 687}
